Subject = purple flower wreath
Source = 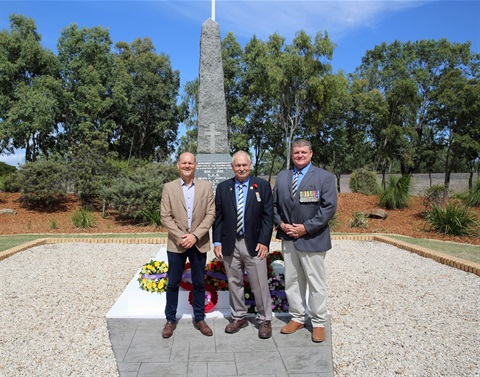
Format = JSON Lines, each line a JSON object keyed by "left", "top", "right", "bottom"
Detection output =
{"left": 268, "top": 273, "right": 289, "bottom": 312}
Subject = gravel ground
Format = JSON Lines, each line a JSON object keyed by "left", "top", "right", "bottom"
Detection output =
{"left": 0, "top": 241, "right": 479, "bottom": 377}
{"left": 326, "top": 241, "right": 480, "bottom": 377}
{"left": 0, "top": 243, "right": 157, "bottom": 377}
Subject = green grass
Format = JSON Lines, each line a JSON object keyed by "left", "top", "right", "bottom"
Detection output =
{"left": 2, "top": 232, "right": 478, "bottom": 266}
{"left": 0, "top": 233, "right": 167, "bottom": 253}
{"left": 386, "top": 235, "right": 480, "bottom": 264}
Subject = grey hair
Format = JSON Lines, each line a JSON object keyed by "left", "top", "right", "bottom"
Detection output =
{"left": 231, "top": 150, "right": 252, "bottom": 164}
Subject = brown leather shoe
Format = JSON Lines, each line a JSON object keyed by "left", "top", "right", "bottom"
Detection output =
{"left": 162, "top": 321, "right": 176, "bottom": 338}
{"left": 258, "top": 321, "right": 272, "bottom": 339}
{"left": 225, "top": 318, "right": 248, "bottom": 334}
{"left": 280, "top": 320, "right": 304, "bottom": 334}
{"left": 312, "top": 327, "right": 326, "bottom": 343}
{"left": 194, "top": 320, "right": 213, "bottom": 336}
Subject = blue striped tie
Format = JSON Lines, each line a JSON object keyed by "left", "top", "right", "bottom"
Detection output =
{"left": 236, "top": 184, "right": 244, "bottom": 235}
{"left": 292, "top": 172, "right": 299, "bottom": 198}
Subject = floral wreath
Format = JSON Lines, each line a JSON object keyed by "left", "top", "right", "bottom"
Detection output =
{"left": 267, "top": 250, "right": 284, "bottom": 277}
{"left": 205, "top": 258, "right": 229, "bottom": 291}
{"left": 268, "top": 273, "right": 289, "bottom": 312}
{"left": 180, "top": 262, "right": 193, "bottom": 291}
{"left": 188, "top": 284, "right": 218, "bottom": 313}
{"left": 138, "top": 259, "right": 169, "bottom": 293}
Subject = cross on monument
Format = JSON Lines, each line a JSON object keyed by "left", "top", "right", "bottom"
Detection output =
{"left": 204, "top": 122, "right": 221, "bottom": 153}
{"left": 212, "top": 0, "right": 215, "bottom": 21}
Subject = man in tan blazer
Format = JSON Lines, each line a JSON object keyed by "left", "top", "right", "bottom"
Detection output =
{"left": 160, "top": 152, "right": 215, "bottom": 338}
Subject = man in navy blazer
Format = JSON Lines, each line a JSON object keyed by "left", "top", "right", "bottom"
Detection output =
{"left": 213, "top": 151, "right": 273, "bottom": 339}
{"left": 273, "top": 139, "right": 337, "bottom": 343}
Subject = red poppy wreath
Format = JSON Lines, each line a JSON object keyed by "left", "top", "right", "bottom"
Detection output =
{"left": 188, "top": 284, "right": 218, "bottom": 313}
{"left": 180, "top": 262, "right": 193, "bottom": 291}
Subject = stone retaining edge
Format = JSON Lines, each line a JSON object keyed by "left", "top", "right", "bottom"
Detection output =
{"left": 0, "top": 239, "right": 49, "bottom": 261}
{"left": 1, "top": 235, "right": 478, "bottom": 277}
{"left": 372, "top": 235, "right": 480, "bottom": 277}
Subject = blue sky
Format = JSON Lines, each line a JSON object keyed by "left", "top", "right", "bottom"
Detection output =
{"left": 1, "top": 0, "right": 479, "bottom": 166}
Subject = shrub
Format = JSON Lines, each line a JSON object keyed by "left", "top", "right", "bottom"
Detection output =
{"left": 425, "top": 202, "right": 479, "bottom": 236}
{"left": 15, "top": 160, "right": 68, "bottom": 210}
{"left": 349, "top": 211, "right": 369, "bottom": 228}
{"left": 104, "top": 163, "right": 177, "bottom": 223}
{"left": 465, "top": 177, "right": 480, "bottom": 207}
{"left": 67, "top": 143, "right": 116, "bottom": 209}
{"left": 0, "top": 161, "right": 17, "bottom": 175}
{"left": 71, "top": 209, "right": 96, "bottom": 229}
{"left": 379, "top": 175, "right": 411, "bottom": 210}
{"left": 328, "top": 213, "right": 339, "bottom": 231}
{"left": 2, "top": 170, "right": 22, "bottom": 192}
{"left": 141, "top": 201, "right": 162, "bottom": 227}
{"left": 50, "top": 220, "right": 59, "bottom": 230}
{"left": 422, "top": 184, "right": 450, "bottom": 211}
{"left": 0, "top": 162, "right": 17, "bottom": 191}
{"left": 349, "top": 168, "right": 380, "bottom": 195}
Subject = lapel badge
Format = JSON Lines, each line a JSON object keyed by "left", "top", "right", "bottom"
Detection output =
{"left": 255, "top": 191, "right": 261, "bottom": 202}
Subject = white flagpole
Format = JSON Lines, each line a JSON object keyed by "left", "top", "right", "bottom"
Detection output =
{"left": 212, "top": 0, "right": 216, "bottom": 21}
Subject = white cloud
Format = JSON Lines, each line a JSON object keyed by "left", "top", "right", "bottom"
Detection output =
{"left": 223, "top": 1, "right": 427, "bottom": 41}
{"left": 165, "top": 0, "right": 428, "bottom": 42}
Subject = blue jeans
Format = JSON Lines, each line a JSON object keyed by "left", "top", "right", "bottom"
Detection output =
{"left": 165, "top": 247, "right": 207, "bottom": 323}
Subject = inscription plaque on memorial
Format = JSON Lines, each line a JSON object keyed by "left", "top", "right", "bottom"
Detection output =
{"left": 195, "top": 154, "right": 232, "bottom": 191}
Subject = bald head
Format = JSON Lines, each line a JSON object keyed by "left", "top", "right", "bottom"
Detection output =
{"left": 177, "top": 152, "right": 197, "bottom": 184}
{"left": 179, "top": 152, "right": 196, "bottom": 163}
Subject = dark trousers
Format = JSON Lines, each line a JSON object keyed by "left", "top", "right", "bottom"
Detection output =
{"left": 165, "top": 247, "right": 207, "bottom": 323}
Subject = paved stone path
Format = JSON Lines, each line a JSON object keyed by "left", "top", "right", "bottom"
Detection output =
{"left": 107, "top": 316, "right": 333, "bottom": 377}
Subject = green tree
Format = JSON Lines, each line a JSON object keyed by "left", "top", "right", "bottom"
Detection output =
{"left": 431, "top": 66, "right": 480, "bottom": 190}
{"left": 177, "top": 79, "right": 199, "bottom": 157}
{"left": 222, "top": 32, "right": 249, "bottom": 153}
{"left": 356, "top": 39, "right": 477, "bottom": 180}
{"left": 0, "top": 14, "right": 61, "bottom": 162}
{"left": 112, "top": 38, "right": 182, "bottom": 161}
{"left": 241, "top": 34, "right": 283, "bottom": 176}
{"left": 348, "top": 78, "right": 388, "bottom": 177}
{"left": 56, "top": 23, "right": 115, "bottom": 158}
{"left": 247, "top": 31, "right": 334, "bottom": 167}
{"left": 308, "top": 72, "right": 374, "bottom": 191}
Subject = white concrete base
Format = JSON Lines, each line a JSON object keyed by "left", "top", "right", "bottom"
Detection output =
{"left": 106, "top": 244, "right": 289, "bottom": 319}
{"left": 107, "top": 245, "right": 231, "bottom": 319}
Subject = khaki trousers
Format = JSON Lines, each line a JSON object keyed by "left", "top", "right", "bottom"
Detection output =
{"left": 223, "top": 238, "right": 272, "bottom": 321}
{"left": 282, "top": 240, "right": 327, "bottom": 327}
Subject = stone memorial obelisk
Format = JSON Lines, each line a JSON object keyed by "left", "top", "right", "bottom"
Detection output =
{"left": 195, "top": 3, "right": 233, "bottom": 191}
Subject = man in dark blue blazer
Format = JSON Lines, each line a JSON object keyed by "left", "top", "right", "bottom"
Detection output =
{"left": 213, "top": 151, "right": 273, "bottom": 339}
{"left": 273, "top": 139, "right": 337, "bottom": 343}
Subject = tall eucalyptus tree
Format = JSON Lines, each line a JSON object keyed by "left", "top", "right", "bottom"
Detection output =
{"left": 0, "top": 14, "right": 61, "bottom": 162}
{"left": 356, "top": 39, "right": 478, "bottom": 179}
{"left": 245, "top": 31, "right": 334, "bottom": 167}
{"left": 112, "top": 38, "right": 181, "bottom": 161}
